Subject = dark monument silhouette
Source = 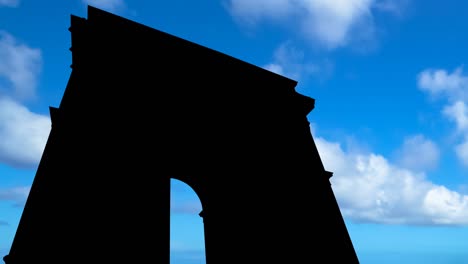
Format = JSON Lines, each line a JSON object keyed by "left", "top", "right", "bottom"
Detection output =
{"left": 4, "top": 5, "right": 359, "bottom": 264}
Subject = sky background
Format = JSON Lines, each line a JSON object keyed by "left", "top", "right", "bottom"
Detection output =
{"left": 1, "top": 0, "right": 468, "bottom": 263}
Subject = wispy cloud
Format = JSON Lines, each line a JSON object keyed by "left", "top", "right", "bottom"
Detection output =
{"left": 264, "top": 42, "right": 319, "bottom": 80}
{"left": 316, "top": 135, "right": 468, "bottom": 226}
{"left": 442, "top": 101, "right": 468, "bottom": 133}
{"left": 226, "top": 0, "right": 294, "bottom": 25}
{"left": 0, "top": 31, "right": 42, "bottom": 101}
{"left": 82, "top": 0, "right": 126, "bottom": 13}
{"left": 263, "top": 42, "right": 334, "bottom": 87}
{"left": 0, "top": 186, "right": 30, "bottom": 207}
{"left": 226, "top": 0, "right": 407, "bottom": 51}
{"left": 393, "top": 134, "right": 439, "bottom": 172}
{"left": 0, "top": 0, "right": 18, "bottom": 7}
{"left": 418, "top": 66, "right": 468, "bottom": 167}
{"left": 373, "top": 0, "right": 410, "bottom": 17}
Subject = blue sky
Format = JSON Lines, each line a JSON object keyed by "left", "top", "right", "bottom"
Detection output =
{"left": 2, "top": 0, "right": 468, "bottom": 263}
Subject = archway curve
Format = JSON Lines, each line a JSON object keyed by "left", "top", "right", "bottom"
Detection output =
{"left": 170, "top": 175, "right": 206, "bottom": 212}
{"left": 170, "top": 178, "right": 206, "bottom": 264}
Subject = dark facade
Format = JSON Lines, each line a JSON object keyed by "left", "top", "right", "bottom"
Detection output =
{"left": 4, "top": 5, "right": 359, "bottom": 264}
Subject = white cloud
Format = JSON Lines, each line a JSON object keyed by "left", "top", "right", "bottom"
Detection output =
{"left": 0, "top": 0, "right": 18, "bottom": 7}
{"left": 418, "top": 67, "right": 468, "bottom": 167}
{"left": 455, "top": 139, "right": 468, "bottom": 167}
{"left": 423, "top": 186, "right": 468, "bottom": 225}
{"left": 300, "top": 0, "right": 375, "bottom": 49}
{"left": 0, "top": 32, "right": 49, "bottom": 168}
{"left": 226, "top": 0, "right": 294, "bottom": 25}
{"left": 264, "top": 63, "right": 285, "bottom": 77}
{"left": 263, "top": 42, "right": 320, "bottom": 80}
{"left": 394, "top": 134, "right": 439, "bottom": 171}
{"left": 309, "top": 122, "right": 318, "bottom": 136}
{"left": 83, "top": 0, "right": 126, "bottom": 12}
{"left": 0, "top": 31, "right": 42, "bottom": 101}
{"left": 0, "top": 97, "right": 51, "bottom": 169}
{"left": 443, "top": 101, "right": 468, "bottom": 133}
{"left": 418, "top": 67, "right": 468, "bottom": 101}
{"left": 226, "top": 0, "right": 405, "bottom": 50}
{"left": 0, "top": 186, "right": 30, "bottom": 207}
{"left": 316, "top": 135, "right": 468, "bottom": 225}
{"left": 263, "top": 42, "right": 333, "bottom": 84}
{"left": 373, "top": 0, "right": 410, "bottom": 17}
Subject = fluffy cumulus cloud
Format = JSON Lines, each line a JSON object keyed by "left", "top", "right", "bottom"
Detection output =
{"left": 0, "top": 97, "right": 51, "bottom": 168}
{"left": 299, "top": 0, "right": 376, "bottom": 50}
{"left": 0, "top": 0, "right": 18, "bottom": 7}
{"left": 418, "top": 66, "right": 468, "bottom": 166}
{"left": 226, "top": 0, "right": 407, "bottom": 50}
{"left": 394, "top": 134, "right": 439, "bottom": 171}
{"left": 0, "top": 31, "right": 50, "bottom": 168}
{"left": 0, "top": 186, "right": 30, "bottom": 207}
{"left": 316, "top": 136, "right": 468, "bottom": 225}
{"left": 82, "top": 0, "right": 126, "bottom": 12}
{"left": 0, "top": 31, "right": 42, "bottom": 101}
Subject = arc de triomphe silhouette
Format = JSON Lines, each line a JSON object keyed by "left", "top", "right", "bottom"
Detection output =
{"left": 4, "top": 6, "right": 359, "bottom": 264}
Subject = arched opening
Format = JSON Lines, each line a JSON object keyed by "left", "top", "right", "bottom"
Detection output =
{"left": 170, "top": 178, "right": 206, "bottom": 264}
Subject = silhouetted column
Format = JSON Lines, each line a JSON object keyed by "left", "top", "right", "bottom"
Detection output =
{"left": 199, "top": 210, "right": 209, "bottom": 264}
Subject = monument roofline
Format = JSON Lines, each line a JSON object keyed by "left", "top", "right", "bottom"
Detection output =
{"left": 79, "top": 5, "right": 299, "bottom": 87}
